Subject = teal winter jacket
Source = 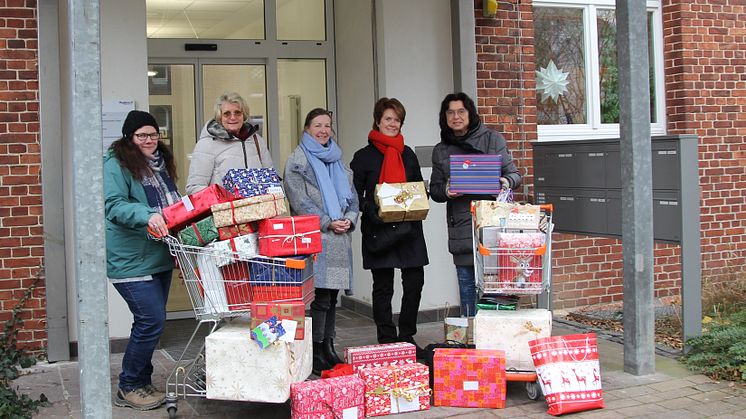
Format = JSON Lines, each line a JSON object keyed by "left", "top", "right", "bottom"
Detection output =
{"left": 104, "top": 151, "right": 174, "bottom": 280}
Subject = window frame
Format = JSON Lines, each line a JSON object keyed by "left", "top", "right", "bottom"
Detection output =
{"left": 534, "top": 0, "right": 666, "bottom": 141}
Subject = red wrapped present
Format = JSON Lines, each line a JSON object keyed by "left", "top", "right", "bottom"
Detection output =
{"left": 529, "top": 333, "right": 605, "bottom": 416}
{"left": 163, "top": 184, "right": 234, "bottom": 231}
{"left": 433, "top": 348, "right": 506, "bottom": 408}
{"left": 344, "top": 342, "right": 416, "bottom": 373}
{"left": 250, "top": 277, "right": 315, "bottom": 303}
{"left": 250, "top": 301, "right": 306, "bottom": 339}
{"left": 220, "top": 261, "right": 251, "bottom": 280}
{"left": 217, "top": 222, "right": 258, "bottom": 240}
{"left": 291, "top": 375, "right": 365, "bottom": 419}
{"left": 259, "top": 215, "right": 322, "bottom": 257}
{"left": 359, "top": 363, "right": 430, "bottom": 416}
{"left": 223, "top": 278, "right": 252, "bottom": 311}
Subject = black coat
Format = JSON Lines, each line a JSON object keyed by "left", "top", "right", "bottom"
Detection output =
{"left": 350, "top": 143, "right": 429, "bottom": 270}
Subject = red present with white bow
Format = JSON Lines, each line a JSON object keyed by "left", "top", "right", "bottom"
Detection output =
{"left": 290, "top": 375, "right": 365, "bottom": 419}
{"left": 344, "top": 342, "right": 416, "bottom": 373}
{"left": 358, "top": 363, "right": 430, "bottom": 417}
{"left": 163, "top": 184, "right": 234, "bottom": 231}
{"left": 529, "top": 333, "right": 605, "bottom": 416}
{"left": 258, "top": 215, "right": 322, "bottom": 257}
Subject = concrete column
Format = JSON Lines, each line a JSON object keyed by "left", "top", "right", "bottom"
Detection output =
{"left": 616, "top": 1, "right": 655, "bottom": 375}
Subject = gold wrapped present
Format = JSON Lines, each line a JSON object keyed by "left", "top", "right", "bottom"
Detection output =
{"left": 374, "top": 182, "right": 429, "bottom": 223}
{"left": 472, "top": 200, "right": 540, "bottom": 230}
{"left": 211, "top": 193, "right": 287, "bottom": 228}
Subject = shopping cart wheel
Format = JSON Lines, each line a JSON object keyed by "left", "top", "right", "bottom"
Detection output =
{"left": 526, "top": 380, "right": 542, "bottom": 400}
{"left": 165, "top": 394, "right": 177, "bottom": 418}
{"left": 167, "top": 406, "right": 177, "bottom": 419}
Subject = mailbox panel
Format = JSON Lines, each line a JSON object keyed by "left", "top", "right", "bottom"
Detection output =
{"left": 652, "top": 141, "right": 680, "bottom": 190}
{"left": 653, "top": 191, "right": 681, "bottom": 242}
{"left": 574, "top": 146, "right": 607, "bottom": 188}
{"left": 606, "top": 189, "right": 622, "bottom": 236}
{"left": 575, "top": 189, "right": 609, "bottom": 235}
{"left": 544, "top": 189, "right": 578, "bottom": 232}
{"left": 604, "top": 143, "right": 621, "bottom": 189}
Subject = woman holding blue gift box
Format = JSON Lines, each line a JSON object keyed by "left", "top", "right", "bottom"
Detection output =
{"left": 186, "top": 92, "right": 274, "bottom": 194}
{"left": 104, "top": 110, "right": 181, "bottom": 411}
{"left": 350, "top": 97, "right": 429, "bottom": 358}
{"left": 284, "top": 108, "right": 359, "bottom": 375}
{"left": 430, "top": 92, "right": 522, "bottom": 317}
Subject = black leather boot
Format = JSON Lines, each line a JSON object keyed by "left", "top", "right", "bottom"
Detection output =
{"left": 322, "top": 338, "right": 343, "bottom": 366}
{"left": 313, "top": 341, "right": 331, "bottom": 375}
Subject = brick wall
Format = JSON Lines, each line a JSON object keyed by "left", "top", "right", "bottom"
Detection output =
{"left": 663, "top": 0, "right": 746, "bottom": 286}
{"left": 0, "top": 1, "right": 45, "bottom": 351}
{"left": 472, "top": 0, "right": 720, "bottom": 310}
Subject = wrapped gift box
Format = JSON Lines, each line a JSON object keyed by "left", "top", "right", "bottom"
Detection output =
{"left": 205, "top": 317, "right": 312, "bottom": 402}
{"left": 291, "top": 375, "right": 365, "bottom": 419}
{"left": 359, "top": 363, "right": 430, "bottom": 417}
{"left": 163, "top": 184, "right": 234, "bottom": 231}
{"left": 480, "top": 228, "right": 545, "bottom": 277}
{"left": 178, "top": 216, "right": 219, "bottom": 247}
{"left": 374, "top": 182, "right": 429, "bottom": 223}
{"left": 222, "top": 168, "right": 284, "bottom": 199}
{"left": 250, "top": 255, "right": 314, "bottom": 284}
{"left": 444, "top": 317, "right": 474, "bottom": 345}
{"left": 433, "top": 348, "right": 506, "bottom": 408}
{"left": 251, "top": 276, "right": 315, "bottom": 304}
{"left": 474, "top": 309, "right": 552, "bottom": 372}
{"left": 472, "top": 200, "right": 541, "bottom": 230}
{"left": 345, "top": 342, "right": 416, "bottom": 373}
{"left": 250, "top": 301, "right": 306, "bottom": 340}
{"left": 194, "top": 249, "right": 229, "bottom": 315}
{"left": 258, "top": 215, "right": 322, "bottom": 257}
{"left": 449, "top": 154, "right": 502, "bottom": 195}
{"left": 206, "top": 233, "right": 260, "bottom": 267}
{"left": 211, "top": 193, "right": 287, "bottom": 228}
{"left": 217, "top": 222, "right": 258, "bottom": 240}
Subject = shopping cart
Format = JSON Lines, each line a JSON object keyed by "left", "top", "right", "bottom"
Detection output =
{"left": 471, "top": 202, "right": 554, "bottom": 400}
{"left": 159, "top": 235, "right": 314, "bottom": 419}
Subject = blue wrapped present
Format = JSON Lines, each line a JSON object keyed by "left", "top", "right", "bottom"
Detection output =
{"left": 222, "top": 168, "right": 284, "bottom": 198}
{"left": 449, "top": 154, "right": 502, "bottom": 195}
{"left": 249, "top": 256, "right": 314, "bottom": 285}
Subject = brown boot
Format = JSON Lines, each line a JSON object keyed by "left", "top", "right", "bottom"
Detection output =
{"left": 144, "top": 384, "right": 166, "bottom": 405}
{"left": 114, "top": 387, "right": 163, "bottom": 411}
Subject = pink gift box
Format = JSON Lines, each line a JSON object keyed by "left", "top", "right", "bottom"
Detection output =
{"left": 291, "top": 375, "right": 365, "bottom": 419}
{"left": 344, "top": 342, "right": 416, "bottom": 373}
{"left": 433, "top": 348, "right": 506, "bottom": 408}
{"left": 359, "top": 363, "right": 430, "bottom": 417}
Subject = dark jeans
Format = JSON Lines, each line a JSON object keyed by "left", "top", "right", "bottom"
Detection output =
{"left": 371, "top": 267, "right": 425, "bottom": 344}
{"left": 455, "top": 265, "right": 477, "bottom": 317}
{"left": 310, "top": 288, "right": 339, "bottom": 342}
{"left": 113, "top": 270, "right": 172, "bottom": 392}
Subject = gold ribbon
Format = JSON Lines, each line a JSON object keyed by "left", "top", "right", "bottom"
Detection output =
{"left": 365, "top": 369, "right": 430, "bottom": 413}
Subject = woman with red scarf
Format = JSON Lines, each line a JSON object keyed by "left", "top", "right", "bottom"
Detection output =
{"left": 350, "top": 98, "right": 429, "bottom": 357}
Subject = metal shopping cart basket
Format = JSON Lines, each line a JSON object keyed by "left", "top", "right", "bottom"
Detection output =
{"left": 471, "top": 201, "right": 554, "bottom": 400}
{"left": 160, "top": 235, "right": 314, "bottom": 419}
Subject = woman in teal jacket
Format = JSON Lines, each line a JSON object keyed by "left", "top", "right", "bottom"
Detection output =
{"left": 104, "top": 110, "right": 180, "bottom": 411}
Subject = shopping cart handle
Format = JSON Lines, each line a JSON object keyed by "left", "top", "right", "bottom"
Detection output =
{"left": 539, "top": 203, "right": 553, "bottom": 213}
{"left": 478, "top": 244, "right": 491, "bottom": 256}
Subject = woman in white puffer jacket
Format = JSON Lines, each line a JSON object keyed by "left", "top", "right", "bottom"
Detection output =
{"left": 185, "top": 92, "right": 274, "bottom": 195}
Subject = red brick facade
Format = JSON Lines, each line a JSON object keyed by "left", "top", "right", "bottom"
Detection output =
{"left": 0, "top": 1, "right": 45, "bottom": 350}
{"left": 475, "top": 0, "right": 745, "bottom": 309}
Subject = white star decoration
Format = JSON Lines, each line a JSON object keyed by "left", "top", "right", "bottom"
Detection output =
{"left": 536, "top": 60, "right": 570, "bottom": 103}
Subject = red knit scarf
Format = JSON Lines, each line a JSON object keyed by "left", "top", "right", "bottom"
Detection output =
{"left": 368, "top": 129, "right": 406, "bottom": 184}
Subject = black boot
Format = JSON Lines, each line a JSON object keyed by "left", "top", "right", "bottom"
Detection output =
{"left": 322, "top": 338, "right": 344, "bottom": 366}
{"left": 313, "top": 341, "right": 332, "bottom": 376}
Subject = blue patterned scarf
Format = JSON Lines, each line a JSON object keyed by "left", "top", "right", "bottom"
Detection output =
{"left": 300, "top": 132, "right": 353, "bottom": 220}
{"left": 141, "top": 150, "right": 180, "bottom": 212}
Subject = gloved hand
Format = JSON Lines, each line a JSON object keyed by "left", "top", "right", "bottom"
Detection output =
{"left": 499, "top": 177, "right": 511, "bottom": 191}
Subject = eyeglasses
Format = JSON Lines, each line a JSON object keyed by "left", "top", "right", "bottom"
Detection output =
{"left": 222, "top": 110, "right": 244, "bottom": 118}
{"left": 133, "top": 132, "right": 160, "bottom": 141}
{"left": 446, "top": 108, "right": 468, "bottom": 119}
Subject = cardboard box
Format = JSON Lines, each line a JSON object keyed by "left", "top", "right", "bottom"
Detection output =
{"left": 258, "top": 215, "right": 322, "bottom": 257}
{"left": 433, "top": 348, "right": 506, "bottom": 408}
{"left": 250, "top": 301, "right": 306, "bottom": 340}
{"left": 344, "top": 342, "right": 416, "bottom": 373}
{"left": 449, "top": 154, "right": 502, "bottom": 195}
{"left": 358, "top": 363, "right": 430, "bottom": 417}
{"left": 291, "top": 375, "right": 365, "bottom": 419}
{"left": 211, "top": 193, "right": 287, "bottom": 228}
{"left": 474, "top": 309, "right": 552, "bottom": 371}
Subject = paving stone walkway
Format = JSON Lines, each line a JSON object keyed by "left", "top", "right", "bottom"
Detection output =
{"left": 13, "top": 308, "right": 746, "bottom": 418}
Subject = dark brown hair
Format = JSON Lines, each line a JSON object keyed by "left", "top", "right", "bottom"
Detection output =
{"left": 303, "top": 108, "right": 333, "bottom": 129}
{"left": 110, "top": 136, "right": 177, "bottom": 182}
{"left": 372, "top": 97, "right": 406, "bottom": 131}
{"left": 438, "top": 92, "right": 480, "bottom": 133}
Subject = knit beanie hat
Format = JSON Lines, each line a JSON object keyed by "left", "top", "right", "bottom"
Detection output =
{"left": 122, "top": 110, "right": 159, "bottom": 138}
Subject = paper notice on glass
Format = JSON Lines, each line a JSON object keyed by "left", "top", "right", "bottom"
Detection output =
{"left": 102, "top": 100, "right": 135, "bottom": 154}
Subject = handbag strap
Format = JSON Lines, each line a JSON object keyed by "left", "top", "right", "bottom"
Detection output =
{"left": 252, "top": 133, "right": 263, "bottom": 166}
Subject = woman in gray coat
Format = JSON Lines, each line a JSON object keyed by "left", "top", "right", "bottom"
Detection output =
{"left": 284, "top": 108, "right": 359, "bottom": 375}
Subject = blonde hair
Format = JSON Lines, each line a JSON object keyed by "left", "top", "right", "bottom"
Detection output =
{"left": 213, "top": 92, "right": 248, "bottom": 122}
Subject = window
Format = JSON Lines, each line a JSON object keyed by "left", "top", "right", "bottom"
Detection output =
{"left": 534, "top": 1, "right": 665, "bottom": 141}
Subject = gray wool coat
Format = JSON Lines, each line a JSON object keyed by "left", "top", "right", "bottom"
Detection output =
{"left": 283, "top": 147, "right": 360, "bottom": 290}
